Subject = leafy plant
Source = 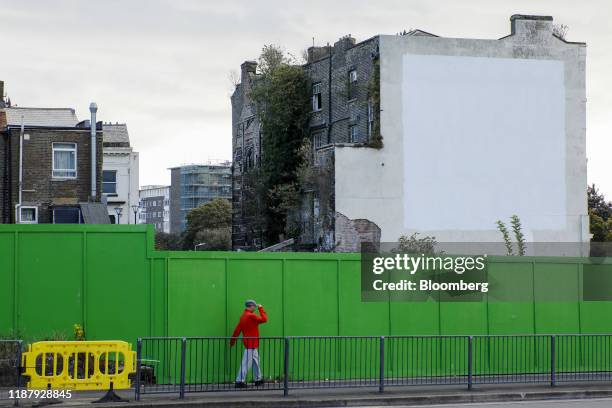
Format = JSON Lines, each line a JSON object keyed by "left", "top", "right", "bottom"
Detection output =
{"left": 366, "top": 58, "right": 383, "bottom": 148}
{"left": 396, "top": 233, "right": 438, "bottom": 254}
{"left": 155, "top": 232, "right": 183, "bottom": 251}
{"left": 553, "top": 24, "right": 569, "bottom": 40}
{"left": 496, "top": 216, "right": 526, "bottom": 256}
{"left": 73, "top": 324, "right": 85, "bottom": 341}
{"left": 510, "top": 215, "right": 526, "bottom": 256}
{"left": 496, "top": 220, "right": 514, "bottom": 256}
{"left": 250, "top": 45, "right": 310, "bottom": 245}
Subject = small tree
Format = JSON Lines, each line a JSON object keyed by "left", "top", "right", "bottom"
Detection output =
{"left": 588, "top": 185, "right": 612, "bottom": 243}
{"left": 183, "top": 198, "right": 232, "bottom": 250}
{"left": 250, "top": 45, "right": 310, "bottom": 246}
{"left": 155, "top": 232, "right": 183, "bottom": 250}
{"left": 588, "top": 184, "right": 612, "bottom": 219}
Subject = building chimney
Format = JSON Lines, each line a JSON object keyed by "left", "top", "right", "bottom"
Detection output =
{"left": 240, "top": 61, "right": 257, "bottom": 83}
{"left": 89, "top": 102, "right": 98, "bottom": 200}
{"left": 333, "top": 35, "right": 356, "bottom": 54}
{"left": 307, "top": 45, "right": 332, "bottom": 63}
{"left": 510, "top": 15, "right": 554, "bottom": 41}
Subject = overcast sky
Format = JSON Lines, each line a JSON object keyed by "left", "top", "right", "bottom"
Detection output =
{"left": 1, "top": 0, "right": 610, "bottom": 198}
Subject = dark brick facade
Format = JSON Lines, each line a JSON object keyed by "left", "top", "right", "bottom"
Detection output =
{"left": 0, "top": 125, "right": 103, "bottom": 223}
{"left": 231, "top": 36, "right": 380, "bottom": 251}
{"left": 305, "top": 36, "right": 379, "bottom": 147}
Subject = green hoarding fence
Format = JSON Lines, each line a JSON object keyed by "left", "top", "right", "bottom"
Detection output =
{"left": 1, "top": 224, "right": 612, "bottom": 344}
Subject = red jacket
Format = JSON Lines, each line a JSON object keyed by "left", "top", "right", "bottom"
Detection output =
{"left": 230, "top": 306, "right": 267, "bottom": 349}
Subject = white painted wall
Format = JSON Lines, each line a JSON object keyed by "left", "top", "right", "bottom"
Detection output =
{"left": 103, "top": 147, "right": 139, "bottom": 224}
{"left": 402, "top": 54, "right": 566, "bottom": 232}
{"left": 334, "top": 18, "right": 588, "bottom": 249}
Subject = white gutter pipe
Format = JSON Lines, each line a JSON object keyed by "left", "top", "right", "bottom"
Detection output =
{"left": 89, "top": 103, "right": 98, "bottom": 200}
{"left": 14, "top": 115, "right": 24, "bottom": 222}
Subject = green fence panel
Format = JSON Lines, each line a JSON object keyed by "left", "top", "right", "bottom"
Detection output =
{"left": 226, "top": 258, "right": 284, "bottom": 337}
{"left": 18, "top": 231, "right": 84, "bottom": 340}
{"left": 86, "top": 230, "right": 150, "bottom": 342}
{"left": 283, "top": 259, "right": 339, "bottom": 336}
{"left": 0, "top": 232, "right": 15, "bottom": 334}
{"left": 168, "top": 258, "right": 226, "bottom": 337}
{"left": 338, "top": 259, "right": 389, "bottom": 336}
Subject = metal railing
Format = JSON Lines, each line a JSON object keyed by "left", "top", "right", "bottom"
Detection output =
{"left": 0, "top": 340, "right": 23, "bottom": 406}
{"left": 135, "top": 334, "right": 612, "bottom": 399}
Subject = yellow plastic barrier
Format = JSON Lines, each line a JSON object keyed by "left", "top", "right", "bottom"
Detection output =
{"left": 22, "top": 341, "right": 136, "bottom": 391}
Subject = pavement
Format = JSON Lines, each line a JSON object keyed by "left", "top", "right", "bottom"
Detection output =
{"left": 404, "top": 398, "right": 612, "bottom": 407}
{"left": 4, "top": 383, "right": 612, "bottom": 408}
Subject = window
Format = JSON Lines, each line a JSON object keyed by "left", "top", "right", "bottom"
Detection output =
{"left": 368, "top": 100, "right": 374, "bottom": 138}
{"left": 348, "top": 69, "right": 357, "bottom": 100}
{"left": 52, "top": 143, "right": 77, "bottom": 178}
{"left": 245, "top": 148, "right": 254, "bottom": 169}
{"left": 19, "top": 206, "right": 38, "bottom": 224}
{"left": 312, "top": 82, "right": 322, "bottom": 111}
{"left": 53, "top": 207, "right": 82, "bottom": 224}
{"left": 102, "top": 170, "right": 117, "bottom": 194}
{"left": 349, "top": 125, "right": 359, "bottom": 143}
{"left": 109, "top": 214, "right": 117, "bottom": 224}
{"left": 313, "top": 131, "right": 324, "bottom": 149}
{"left": 349, "top": 101, "right": 358, "bottom": 122}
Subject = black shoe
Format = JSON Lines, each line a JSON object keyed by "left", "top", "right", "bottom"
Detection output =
{"left": 235, "top": 382, "right": 247, "bottom": 388}
{"left": 254, "top": 380, "right": 264, "bottom": 386}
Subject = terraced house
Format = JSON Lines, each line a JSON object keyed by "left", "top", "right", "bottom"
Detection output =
{"left": 0, "top": 80, "right": 107, "bottom": 224}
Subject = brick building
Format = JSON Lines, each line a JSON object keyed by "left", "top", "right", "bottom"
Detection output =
{"left": 231, "top": 35, "right": 380, "bottom": 250}
{"left": 0, "top": 81, "right": 106, "bottom": 223}
{"left": 232, "top": 15, "right": 588, "bottom": 253}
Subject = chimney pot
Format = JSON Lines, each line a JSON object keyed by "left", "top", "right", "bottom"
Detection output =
{"left": 510, "top": 14, "right": 554, "bottom": 37}
{"left": 240, "top": 61, "right": 258, "bottom": 84}
{"left": 333, "top": 35, "right": 356, "bottom": 54}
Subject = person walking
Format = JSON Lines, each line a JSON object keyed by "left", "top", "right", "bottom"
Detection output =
{"left": 230, "top": 299, "right": 268, "bottom": 388}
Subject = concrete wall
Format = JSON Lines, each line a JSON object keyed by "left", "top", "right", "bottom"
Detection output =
{"left": 334, "top": 15, "right": 588, "bottom": 247}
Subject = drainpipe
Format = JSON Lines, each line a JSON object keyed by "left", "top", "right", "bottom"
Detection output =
{"left": 327, "top": 43, "right": 332, "bottom": 144}
{"left": 14, "top": 115, "right": 24, "bottom": 223}
{"left": 90, "top": 103, "right": 98, "bottom": 200}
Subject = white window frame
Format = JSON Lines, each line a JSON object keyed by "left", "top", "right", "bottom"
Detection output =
{"left": 52, "top": 142, "right": 77, "bottom": 179}
{"left": 312, "top": 82, "right": 322, "bottom": 112}
{"left": 19, "top": 206, "right": 38, "bottom": 224}
{"left": 313, "top": 131, "right": 324, "bottom": 149}
{"left": 348, "top": 69, "right": 358, "bottom": 100}
{"left": 367, "top": 100, "right": 374, "bottom": 138}
{"left": 349, "top": 125, "right": 359, "bottom": 143}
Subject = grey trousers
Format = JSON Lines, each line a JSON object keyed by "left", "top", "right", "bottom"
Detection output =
{"left": 236, "top": 348, "right": 262, "bottom": 382}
